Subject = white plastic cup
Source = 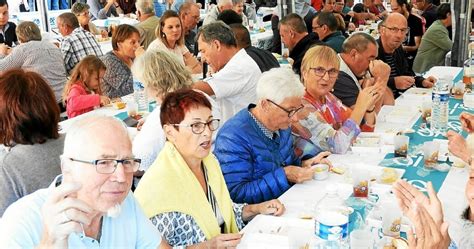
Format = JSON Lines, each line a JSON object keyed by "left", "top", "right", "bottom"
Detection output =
{"left": 288, "top": 226, "right": 312, "bottom": 249}
{"left": 352, "top": 168, "right": 369, "bottom": 198}
{"left": 127, "top": 101, "right": 138, "bottom": 117}
{"left": 423, "top": 141, "right": 440, "bottom": 169}
{"left": 350, "top": 229, "right": 373, "bottom": 249}
{"left": 394, "top": 135, "right": 409, "bottom": 157}
{"left": 248, "top": 19, "right": 254, "bottom": 30}
{"left": 381, "top": 201, "right": 402, "bottom": 237}
{"left": 421, "top": 101, "right": 432, "bottom": 122}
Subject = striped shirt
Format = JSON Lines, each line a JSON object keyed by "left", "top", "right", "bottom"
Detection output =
{"left": 0, "top": 40, "right": 67, "bottom": 102}
{"left": 61, "top": 27, "right": 103, "bottom": 74}
{"left": 384, "top": 53, "right": 398, "bottom": 78}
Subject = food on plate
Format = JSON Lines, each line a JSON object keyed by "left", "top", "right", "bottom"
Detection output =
{"left": 113, "top": 101, "right": 126, "bottom": 109}
{"left": 383, "top": 237, "right": 408, "bottom": 249}
{"left": 331, "top": 167, "right": 345, "bottom": 175}
{"left": 353, "top": 135, "right": 380, "bottom": 147}
{"left": 380, "top": 168, "right": 398, "bottom": 184}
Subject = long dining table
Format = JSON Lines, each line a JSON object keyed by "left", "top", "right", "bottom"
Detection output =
{"left": 236, "top": 66, "right": 470, "bottom": 248}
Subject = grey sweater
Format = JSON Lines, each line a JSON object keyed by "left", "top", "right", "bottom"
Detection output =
{"left": 459, "top": 207, "right": 474, "bottom": 248}
{"left": 0, "top": 135, "right": 64, "bottom": 216}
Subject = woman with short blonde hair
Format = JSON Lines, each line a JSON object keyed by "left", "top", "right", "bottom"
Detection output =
{"left": 292, "top": 45, "right": 381, "bottom": 156}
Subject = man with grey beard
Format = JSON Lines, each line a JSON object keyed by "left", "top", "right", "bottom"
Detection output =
{"left": 0, "top": 116, "right": 164, "bottom": 248}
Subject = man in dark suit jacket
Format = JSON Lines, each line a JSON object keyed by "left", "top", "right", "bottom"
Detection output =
{"left": 0, "top": 0, "right": 18, "bottom": 50}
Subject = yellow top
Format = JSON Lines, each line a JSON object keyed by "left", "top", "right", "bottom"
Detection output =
{"left": 134, "top": 142, "right": 239, "bottom": 240}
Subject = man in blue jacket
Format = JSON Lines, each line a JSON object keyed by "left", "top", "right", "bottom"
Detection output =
{"left": 214, "top": 68, "right": 332, "bottom": 204}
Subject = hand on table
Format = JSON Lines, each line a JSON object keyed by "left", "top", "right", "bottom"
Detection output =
{"left": 100, "top": 95, "right": 111, "bottom": 106}
{"left": 257, "top": 199, "right": 285, "bottom": 216}
{"left": 422, "top": 76, "right": 437, "bottom": 88}
{"left": 206, "top": 233, "right": 242, "bottom": 249}
{"left": 301, "top": 151, "right": 332, "bottom": 168}
{"left": 38, "top": 182, "right": 93, "bottom": 248}
{"left": 394, "top": 76, "right": 415, "bottom": 90}
{"left": 283, "top": 166, "right": 314, "bottom": 184}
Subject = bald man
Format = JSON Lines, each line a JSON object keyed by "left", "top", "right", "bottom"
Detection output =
{"left": 203, "top": 0, "right": 233, "bottom": 25}
{"left": 376, "top": 13, "right": 435, "bottom": 98}
{"left": 0, "top": 116, "right": 163, "bottom": 248}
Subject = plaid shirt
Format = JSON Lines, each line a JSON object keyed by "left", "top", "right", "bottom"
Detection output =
{"left": 61, "top": 27, "right": 103, "bottom": 74}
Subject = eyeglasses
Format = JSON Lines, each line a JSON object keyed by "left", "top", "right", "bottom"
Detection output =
{"left": 69, "top": 158, "right": 141, "bottom": 174}
{"left": 172, "top": 119, "right": 220, "bottom": 134}
{"left": 310, "top": 67, "right": 339, "bottom": 79}
{"left": 267, "top": 99, "right": 304, "bottom": 118}
{"left": 382, "top": 25, "right": 410, "bottom": 34}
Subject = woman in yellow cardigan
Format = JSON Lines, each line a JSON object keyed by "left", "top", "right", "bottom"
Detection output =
{"left": 134, "top": 89, "right": 285, "bottom": 248}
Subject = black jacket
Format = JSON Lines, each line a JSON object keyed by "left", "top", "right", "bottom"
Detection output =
{"left": 0, "top": 22, "right": 17, "bottom": 47}
{"left": 376, "top": 39, "right": 425, "bottom": 97}
{"left": 290, "top": 32, "right": 322, "bottom": 76}
{"left": 245, "top": 46, "right": 280, "bottom": 73}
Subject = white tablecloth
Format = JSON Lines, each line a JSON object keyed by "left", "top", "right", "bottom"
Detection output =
{"left": 239, "top": 67, "right": 469, "bottom": 248}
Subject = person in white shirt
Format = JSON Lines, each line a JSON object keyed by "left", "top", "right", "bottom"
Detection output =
{"left": 193, "top": 21, "right": 261, "bottom": 124}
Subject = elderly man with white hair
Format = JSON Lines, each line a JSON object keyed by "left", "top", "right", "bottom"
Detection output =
{"left": 135, "top": 0, "right": 160, "bottom": 50}
{"left": 203, "top": 0, "right": 233, "bottom": 25}
{"left": 214, "top": 68, "right": 331, "bottom": 204}
{"left": 0, "top": 116, "right": 163, "bottom": 248}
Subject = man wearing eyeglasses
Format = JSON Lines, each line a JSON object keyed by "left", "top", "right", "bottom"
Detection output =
{"left": 0, "top": 116, "right": 164, "bottom": 248}
{"left": 377, "top": 13, "right": 436, "bottom": 98}
{"left": 390, "top": 0, "right": 424, "bottom": 70}
{"left": 214, "top": 68, "right": 332, "bottom": 204}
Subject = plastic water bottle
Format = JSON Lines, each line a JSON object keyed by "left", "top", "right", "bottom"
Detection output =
{"left": 256, "top": 8, "right": 264, "bottom": 31}
{"left": 133, "top": 78, "right": 148, "bottom": 114}
{"left": 431, "top": 76, "right": 450, "bottom": 134}
{"left": 314, "top": 185, "right": 349, "bottom": 248}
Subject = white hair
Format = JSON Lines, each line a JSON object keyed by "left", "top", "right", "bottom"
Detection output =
{"left": 135, "top": 0, "right": 155, "bottom": 14}
{"left": 256, "top": 68, "right": 305, "bottom": 104}
{"left": 217, "top": 0, "right": 233, "bottom": 7}
{"left": 63, "top": 116, "right": 129, "bottom": 158}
